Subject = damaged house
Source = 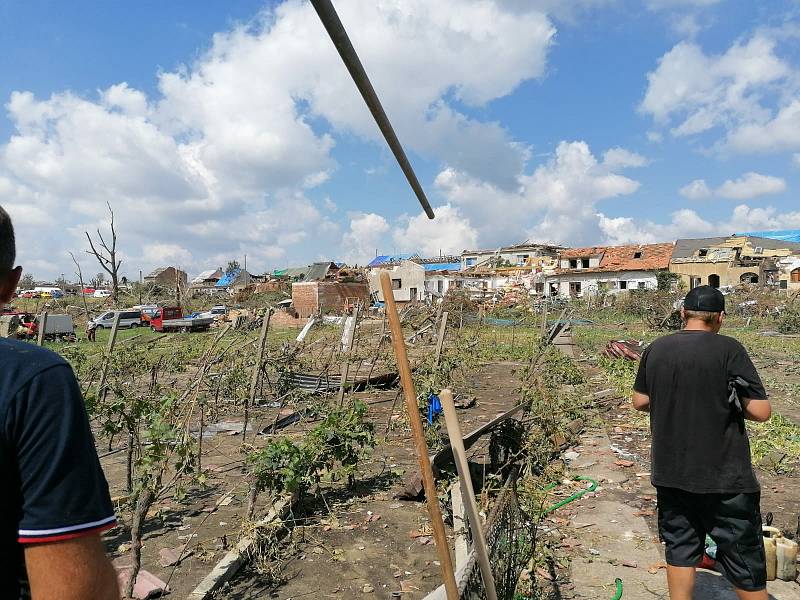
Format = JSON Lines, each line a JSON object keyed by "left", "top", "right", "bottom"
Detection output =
{"left": 291, "top": 262, "right": 369, "bottom": 318}
{"left": 367, "top": 260, "right": 426, "bottom": 305}
{"left": 460, "top": 241, "right": 562, "bottom": 270}
{"left": 546, "top": 243, "right": 674, "bottom": 297}
{"left": 669, "top": 235, "right": 800, "bottom": 289}
{"left": 144, "top": 266, "right": 188, "bottom": 290}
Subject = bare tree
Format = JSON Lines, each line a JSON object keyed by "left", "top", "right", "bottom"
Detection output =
{"left": 69, "top": 252, "right": 90, "bottom": 318}
{"left": 85, "top": 202, "right": 122, "bottom": 303}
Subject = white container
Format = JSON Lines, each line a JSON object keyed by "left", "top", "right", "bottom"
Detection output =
{"left": 763, "top": 526, "right": 782, "bottom": 582}
{"left": 775, "top": 537, "right": 797, "bottom": 582}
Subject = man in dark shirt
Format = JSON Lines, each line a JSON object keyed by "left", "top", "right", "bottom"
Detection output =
{"left": 633, "top": 285, "right": 771, "bottom": 600}
{"left": 0, "top": 206, "right": 119, "bottom": 599}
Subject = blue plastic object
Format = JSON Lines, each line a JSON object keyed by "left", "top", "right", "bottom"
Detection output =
{"left": 427, "top": 394, "right": 442, "bottom": 424}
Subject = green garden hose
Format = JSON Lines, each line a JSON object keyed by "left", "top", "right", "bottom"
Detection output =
{"left": 541, "top": 476, "right": 598, "bottom": 515}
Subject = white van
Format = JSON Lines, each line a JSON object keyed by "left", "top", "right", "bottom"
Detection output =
{"left": 91, "top": 310, "right": 142, "bottom": 329}
{"left": 93, "top": 289, "right": 112, "bottom": 298}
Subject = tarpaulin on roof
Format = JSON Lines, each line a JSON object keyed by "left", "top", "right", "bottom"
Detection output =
{"left": 738, "top": 229, "right": 800, "bottom": 244}
{"left": 367, "top": 253, "right": 419, "bottom": 268}
{"left": 423, "top": 262, "right": 461, "bottom": 272}
{"left": 216, "top": 268, "right": 241, "bottom": 287}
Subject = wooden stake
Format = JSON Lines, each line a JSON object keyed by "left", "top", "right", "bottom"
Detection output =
{"left": 434, "top": 311, "right": 449, "bottom": 366}
{"left": 96, "top": 312, "right": 122, "bottom": 402}
{"left": 243, "top": 309, "right": 272, "bottom": 442}
{"left": 36, "top": 311, "right": 48, "bottom": 346}
{"left": 379, "top": 272, "right": 458, "bottom": 600}
{"left": 337, "top": 304, "right": 360, "bottom": 405}
{"left": 439, "top": 388, "right": 498, "bottom": 600}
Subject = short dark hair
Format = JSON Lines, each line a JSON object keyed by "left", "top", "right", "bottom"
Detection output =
{"left": 0, "top": 206, "right": 15, "bottom": 277}
{"left": 683, "top": 309, "right": 720, "bottom": 324}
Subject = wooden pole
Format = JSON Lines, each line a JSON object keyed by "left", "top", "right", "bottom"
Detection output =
{"left": 96, "top": 312, "right": 122, "bottom": 402}
{"left": 243, "top": 309, "right": 272, "bottom": 442}
{"left": 379, "top": 272, "right": 458, "bottom": 600}
{"left": 439, "top": 388, "right": 498, "bottom": 600}
{"left": 434, "top": 311, "right": 449, "bottom": 366}
{"left": 336, "top": 304, "right": 360, "bottom": 405}
{"left": 36, "top": 311, "right": 48, "bottom": 346}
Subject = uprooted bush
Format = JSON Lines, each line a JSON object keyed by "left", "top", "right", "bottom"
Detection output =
{"left": 777, "top": 302, "right": 800, "bottom": 333}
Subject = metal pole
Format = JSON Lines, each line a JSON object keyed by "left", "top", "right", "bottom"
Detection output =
{"left": 439, "top": 389, "right": 498, "bottom": 600}
{"left": 379, "top": 272, "right": 458, "bottom": 600}
{"left": 311, "top": 0, "right": 435, "bottom": 219}
{"left": 434, "top": 311, "right": 449, "bottom": 366}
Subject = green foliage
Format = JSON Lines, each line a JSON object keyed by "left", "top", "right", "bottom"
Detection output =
{"left": 247, "top": 438, "right": 312, "bottom": 496}
{"left": 777, "top": 304, "right": 800, "bottom": 334}
{"left": 597, "top": 355, "right": 638, "bottom": 398}
{"left": 308, "top": 400, "right": 375, "bottom": 485}
{"left": 656, "top": 270, "right": 679, "bottom": 291}
{"left": 247, "top": 400, "right": 376, "bottom": 498}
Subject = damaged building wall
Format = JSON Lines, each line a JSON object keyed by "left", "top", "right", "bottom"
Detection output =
{"left": 670, "top": 235, "right": 800, "bottom": 289}
{"left": 546, "top": 269, "right": 658, "bottom": 298}
{"left": 778, "top": 256, "right": 800, "bottom": 291}
{"left": 291, "top": 281, "right": 370, "bottom": 318}
{"left": 368, "top": 260, "right": 425, "bottom": 303}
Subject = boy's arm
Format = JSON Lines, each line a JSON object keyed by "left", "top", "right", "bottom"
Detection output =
{"left": 632, "top": 391, "right": 650, "bottom": 412}
{"left": 741, "top": 397, "right": 771, "bottom": 422}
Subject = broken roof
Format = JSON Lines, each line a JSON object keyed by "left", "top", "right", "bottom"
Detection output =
{"left": 673, "top": 235, "right": 800, "bottom": 260}
{"left": 555, "top": 243, "right": 674, "bottom": 274}
{"left": 599, "top": 242, "right": 674, "bottom": 271}
{"left": 559, "top": 247, "right": 606, "bottom": 259}
{"left": 367, "top": 253, "right": 420, "bottom": 267}
{"left": 191, "top": 268, "right": 223, "bottom": 283}
{"left": 736, "top": 229, "right": 800, "bottom": 244}
{"left": 304, "top": 261, "right": 339, "bottom": 282}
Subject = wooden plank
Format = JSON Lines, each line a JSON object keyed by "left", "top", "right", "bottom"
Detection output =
{"left": 440, "top": 389, "right": 498, "bottom": 600}
{"left": 380, "top": 272, "right": 458, "bottom": 600}
{"left": 190, "top": 496, "right": 291, "bottom": 599}
{"left": 243, "top": 309, "right": 272, "bottom": 442}
{"left": 36, "top": 311, "right": 48, "bottom": 346}
{"left": 96, "top": 313, "right": 122, "bottom": 402}
{"left": 450, "top": 481, "right": 469, "bottom": 568}
{"left": 434, "top": 311, "right": 449, "bottom": 366}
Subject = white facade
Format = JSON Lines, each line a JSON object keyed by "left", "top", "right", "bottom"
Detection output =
{"left": 368, "top": 260, "right": 426, "bottom": 302}
{"left": 424, "top": 273, "right": 460, "bottom": 297}
{"left": 546, "top": 270, "right": 658, "bottom": 297}
{"left": 778, "top": 256, "right": 800, "bottom": 291}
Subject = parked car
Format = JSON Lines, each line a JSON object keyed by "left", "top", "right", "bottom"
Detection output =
{"left": 82, "top": 287, "right": 96, "bottom": 295}
{"left": 90, "top": 310, "right": 142, "bottom": 329}
{"left": 93, "top": 289, "right": 112, "bottom": 298}
{"left": 150, "top": 307, "right": 213, "bottom": 333}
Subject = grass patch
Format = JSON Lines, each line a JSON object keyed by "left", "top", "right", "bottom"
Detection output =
{"left": 749, "top": 414, "right": 800, "bottom": 472}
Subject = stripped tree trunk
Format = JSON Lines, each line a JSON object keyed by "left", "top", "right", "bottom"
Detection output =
{"left": 125, "top": 488, "right": 155, "bottom": 599}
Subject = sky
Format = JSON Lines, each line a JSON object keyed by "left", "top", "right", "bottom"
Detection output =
{"left": 2, "top": 0, "right": 800, "bottom": 281}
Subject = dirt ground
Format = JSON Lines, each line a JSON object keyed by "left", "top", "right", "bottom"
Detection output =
{"left": 100, "top": 359, "right": 523, "bottom": 599}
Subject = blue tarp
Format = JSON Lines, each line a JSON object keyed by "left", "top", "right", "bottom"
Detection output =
{"left": 367, "top": 253, "right": 419, "bottom": 268}
{"left": 737, "top": 229, "right": 800, "bottom": 243}
{"left": 423, "top": 262, "right": 461, "bottom": 272}
{"left": 215, "top": 268, "right": 241, "bottom": 287}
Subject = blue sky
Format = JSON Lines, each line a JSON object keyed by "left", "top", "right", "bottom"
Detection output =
{"left": 1, "top": 0, "right": 799, "bottom": 280}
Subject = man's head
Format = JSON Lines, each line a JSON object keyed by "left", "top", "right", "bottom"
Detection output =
{"left": 681, "top": 285, "right": 725, "bottom": 332}
{"left": 0, "top": 206, "right": 22, "bottom": 305}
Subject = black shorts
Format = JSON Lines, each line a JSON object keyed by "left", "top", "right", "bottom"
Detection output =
{"left": 656, "top": 486, "right": 766, "bottom": 592}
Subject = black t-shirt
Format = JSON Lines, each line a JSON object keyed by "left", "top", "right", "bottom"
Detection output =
{"left": 0, "top": 339, "right": 116, "bottom": 597}
{"left": 633, "top": 330, "right": 767, "bottom": 494}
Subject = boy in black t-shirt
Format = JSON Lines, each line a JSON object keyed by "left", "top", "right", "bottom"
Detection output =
{"left": 633, "top": 285, "right": 771, "bottom": 600}
{"left": 0, "top": 207, "right": 119, "bottom": 599}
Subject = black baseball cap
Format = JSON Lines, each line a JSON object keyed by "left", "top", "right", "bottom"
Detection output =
{"left": 684, "top": 285, "right": 725, "bottom": 312}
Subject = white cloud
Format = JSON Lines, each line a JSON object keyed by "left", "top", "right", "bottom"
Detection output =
{"left": 641, "top": 32, "right": 795, "bottom": 151}
{"left": 716, "top": 172, "right": 786, "bottom": 199}
{"left": 679, "top": 172, "right": 786, "bottom": 200}
{"left": 598, "top": 203, "right": 800, "bottom": 245}
{"left": 602, "top": 147, "right": 650, "bottom": 169}
{"left": 341, "top": 213, "right": 390, "bottom": 266}
{"left": 679, "top": 179, "right": 713, "bottom": 200}
{"left": 392, "top": 204, "right": 478, "bottom": 257}
{"left": 436, "top": 141, "right": 641, "bottom": 247}
{"left": 0, "top": 0, "right": 558, "bottom": 278}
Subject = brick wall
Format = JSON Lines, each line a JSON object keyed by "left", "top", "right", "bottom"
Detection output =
{"left": 291, "top": 282, "right": 371, "bottom": 318}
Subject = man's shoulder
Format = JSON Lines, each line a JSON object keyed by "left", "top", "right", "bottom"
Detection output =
{"left": 0, "top": 339, "right": 70, "bottom": 394}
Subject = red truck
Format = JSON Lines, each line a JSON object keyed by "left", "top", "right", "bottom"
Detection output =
{"left": 149, "top": 307, "right": 213, "bottom": 333}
